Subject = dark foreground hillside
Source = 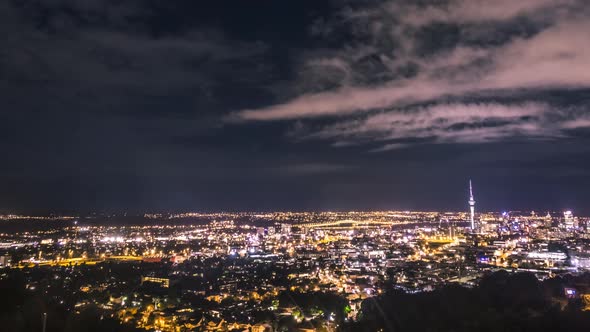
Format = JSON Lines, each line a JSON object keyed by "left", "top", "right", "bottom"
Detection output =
{"left": 343, "top": 271, "right": 590, "bottom": 332}
{"left": 1, "top": 269, "right": 590, "bottom": 331}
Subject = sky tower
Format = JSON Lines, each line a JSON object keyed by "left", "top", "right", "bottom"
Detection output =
{"left": 468, "top": 180, "right": 476, "bottom": 230}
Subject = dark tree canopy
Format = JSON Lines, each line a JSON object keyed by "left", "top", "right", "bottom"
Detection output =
{"left": 343, "top": 271, "right": 590, "bottom": 332}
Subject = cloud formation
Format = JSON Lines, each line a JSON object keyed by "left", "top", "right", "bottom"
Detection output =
{"left": 231, "top": 0, "right": 590, "bottom": 150}
{"left": 393, "top": 0, "right": 577, "bottom": 25}
{"left": 234, "top": 21, "right": 590, "bottom": 121}
{"left": 1, "top": 1, "right": 269, "bottom": 116}
{"left": 305, "top": 102, "right": 575, "bottom": 149}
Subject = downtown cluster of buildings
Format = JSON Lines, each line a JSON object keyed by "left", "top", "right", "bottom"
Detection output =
{"left": 1, "top": 189, "right": 590, "bottom": 331}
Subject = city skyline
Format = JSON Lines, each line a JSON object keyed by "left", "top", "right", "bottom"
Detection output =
{"left": 3, "top": 2, "right": 590, "bottom": 331}
{"left": 1, "top": 207, "right": 590, "bottom": 331}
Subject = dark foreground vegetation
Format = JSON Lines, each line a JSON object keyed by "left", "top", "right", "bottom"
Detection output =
{"left": 0, "top": 271, "right": 139, "bottom": 332}
{"left": 344, "top": 271, "right": 590, "bottom": 332}
{"left": 1, "top": 269, "right": 590, "bottom": 331}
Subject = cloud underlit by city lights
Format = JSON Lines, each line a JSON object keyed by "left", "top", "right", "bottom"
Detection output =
{"left": 232, "top": 0, "right": 590, "bottom": 152}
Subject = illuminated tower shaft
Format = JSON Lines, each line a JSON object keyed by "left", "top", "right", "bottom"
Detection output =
{"left": 468, "top": 180, "right": 476, "bottom": 230}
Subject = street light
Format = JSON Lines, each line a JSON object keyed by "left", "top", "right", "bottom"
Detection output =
{"left": 42, "top": 312, "right": 47, "bottom": 332}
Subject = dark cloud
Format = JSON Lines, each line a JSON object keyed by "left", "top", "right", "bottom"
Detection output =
{"left": 1, "top": 0, "right": 590, "bottom": 213}
{"left": 232, "top": 0, "right": 590, "bottom": 151}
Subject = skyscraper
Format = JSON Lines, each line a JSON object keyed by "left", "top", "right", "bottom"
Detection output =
{"left": 468, "top": 180, "right": 476, "bottom": 230}
{"left": 563, "top": 211, "right": 576, "bottom": 231}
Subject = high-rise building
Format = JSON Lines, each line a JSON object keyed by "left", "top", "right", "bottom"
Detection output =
{"left": 267, "top": 226, "right": 276, "bottom": 236}
{"left": 545, "top": 212, "right": 552, "bottom": 227}
{"left": 257, "top": 227, "right": 265, "bottom": 237}
{"left": 468, "top": 180, "right": 476, "bottom": 231}
{"left": 563, "top": 211, "right": 576, "bottom": 231}
{"left": 281, "top": 223, "right": 292, "bottom": 235}
{"left": 0, "top": 255, "right": 11, "bottom": 267}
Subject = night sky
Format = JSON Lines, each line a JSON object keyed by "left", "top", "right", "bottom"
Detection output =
{"left": 2, "top": 0, "right": 590, "bottom": 214}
